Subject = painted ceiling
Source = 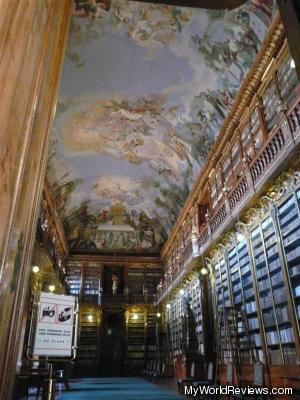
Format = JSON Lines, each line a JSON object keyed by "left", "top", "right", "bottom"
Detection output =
{"left": 48, "top": 0, "right": 276, "bottom": 254}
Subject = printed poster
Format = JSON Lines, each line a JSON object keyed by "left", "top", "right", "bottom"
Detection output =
{"left": 33, "top": 292, "right": 75, "bottom": 357}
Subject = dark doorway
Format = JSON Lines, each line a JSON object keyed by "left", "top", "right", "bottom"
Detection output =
{"left": 100, "top": 310, "right": 125, "bottom": 376}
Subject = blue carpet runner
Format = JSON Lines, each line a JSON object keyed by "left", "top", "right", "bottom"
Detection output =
{"left": 56, "top": 377, "right": 183, "bottom": 399}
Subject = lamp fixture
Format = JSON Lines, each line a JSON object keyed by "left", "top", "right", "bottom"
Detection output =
{"left": 201, "top": 252, "right": 208, "bottom": 276}
{"left": 236, "top": 232, "right": 245, "bottom": 242}
{"left": 166, "top": 303, "right": 171, "bottom": 309}
{"left": 236, "top": 210, "right": 245, "bottom": 243}
{"left": 290, "top": 59, "right": 295, "bottom": 69}
{"left": 49, "top": 285, "right": 55, "bottom": 292}
{"left": 179, "top": 288, "right": 185, "bottom": 295}
{"left": 32, "top": 265, "right": 39, "bottom": 274}
{"left": 156, "top": 312, "right": 161, "bottom": 318}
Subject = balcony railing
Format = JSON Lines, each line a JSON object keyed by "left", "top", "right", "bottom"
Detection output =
{"left": 210, "top": 202, "right": 227, "bottom": 234}
{"left": 181, "top": 239, "right": 193, "bottom": 263}
{"left": 80, "top": 293, "right": 157, "bottom": 306}
{"left": 250, "top": 126, "right": 286, "bottom": 185}
{"left": 197, "top": 97, "right": 299, "bottom": 251}
{"left": 157, "top": 96, "right": 300, "bottom": 302}
{"left": 228, "top": 175, "right": 249, "bottom": 210}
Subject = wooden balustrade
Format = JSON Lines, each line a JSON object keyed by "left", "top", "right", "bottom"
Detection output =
{"left": 181, "top": 239, "right": 193, "bottom": 262}
{"left": 158, "top": 96, "right": 300, "bottom": 302}
{"left": 228, "top": 175, "right": 249, "bottom": 210}
{"left": 210, "top": 202, "right": 227, "bottom": 233}
{"left": 92, "top": 293, "right": 157, "bottom": 305}
{"left": 199, "top": 96, "right": 300, "bottom": 249}
{"left": 198, "top": 226, "right": 209, "bottom": 248}
{"left": 250, "top": 126, "right": 286, "bottom": 185}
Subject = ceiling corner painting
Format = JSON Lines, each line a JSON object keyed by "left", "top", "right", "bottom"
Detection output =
{"left": 47, "top": 0, "right": 276, "bottom": 254}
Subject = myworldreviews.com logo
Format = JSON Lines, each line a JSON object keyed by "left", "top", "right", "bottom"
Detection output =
{"left": 184, "top": 385, "right": 293, "bottom": 397}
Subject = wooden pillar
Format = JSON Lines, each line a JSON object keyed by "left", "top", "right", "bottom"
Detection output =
{"left": 0, "top": 1, "right": 72, "bottom": 398}
{"left": 277, "top": 0, "right": 300, "bottom": 81}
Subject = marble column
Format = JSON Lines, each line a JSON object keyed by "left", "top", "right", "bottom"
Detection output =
{"left": 0, "top": 1, "right": 72, "bottom": 397}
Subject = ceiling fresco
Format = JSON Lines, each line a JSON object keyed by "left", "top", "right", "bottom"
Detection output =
{"left": 47, "top": 0, "right": 276, "bottom": 254}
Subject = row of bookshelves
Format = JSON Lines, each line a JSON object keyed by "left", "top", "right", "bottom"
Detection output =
{"left": 66, "top": 266, "right": 162, "bottom": 301}
{"left": 125, "top": 310, "right": 158, "bottom": 372}
{"left": 212, "top": 187, "right": 300, "bottom": 365}
{"left": 166, "top": 276, "right": 204, "bottom": 355}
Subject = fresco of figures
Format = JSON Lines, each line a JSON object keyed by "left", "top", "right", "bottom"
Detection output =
{"left": 47, "top": 0, "right": 276, "bottom": 253}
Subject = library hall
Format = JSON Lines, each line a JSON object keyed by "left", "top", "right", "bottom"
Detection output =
{"left": 1, "top": 0, "right": 300, "bottom": 399}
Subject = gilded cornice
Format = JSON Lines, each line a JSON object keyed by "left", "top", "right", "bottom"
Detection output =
{"left": 68, "top": 254, "right": 161, "bottom": 266}
{"left": 206, "top": 168, "right": 300, "bottom": 267}
{"left": 161, "top": 12, "right": 285, "bottom": 260}
{"left": 260, "top": 170, "right": 300, "bottom": 204}
{"left": 158, "top": 168, "right": 300, "bottom": 301}
{"left": 242, "top": 169, "right": 300, "bottom": 226}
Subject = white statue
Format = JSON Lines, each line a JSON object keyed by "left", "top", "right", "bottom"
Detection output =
{"left": 112, "top": 273, "right": 119, "bottom": 295}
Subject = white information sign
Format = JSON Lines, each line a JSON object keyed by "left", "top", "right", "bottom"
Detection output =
{"left": 33, "top": 292, "right": 75, "bottom": 357}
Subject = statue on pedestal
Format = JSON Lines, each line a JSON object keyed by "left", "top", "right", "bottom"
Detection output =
{"left": 112, "top": 273, "right": 119, "bottom": 295}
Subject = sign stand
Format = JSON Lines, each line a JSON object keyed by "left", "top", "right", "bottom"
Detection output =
{"left": 26, "top": 292, "right": 79, "bottom": 400}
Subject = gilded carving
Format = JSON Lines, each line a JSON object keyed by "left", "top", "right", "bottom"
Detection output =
{"left": 163, "top": 168, "right": 300, "bottom": 294}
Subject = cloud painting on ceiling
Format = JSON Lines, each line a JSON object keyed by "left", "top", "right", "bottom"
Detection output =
{"left": 48, "top": 0, "right": 276, "bottom": 254}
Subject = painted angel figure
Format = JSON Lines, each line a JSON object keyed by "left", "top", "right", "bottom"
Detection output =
{"left": 112, "top": 273, "right": 119, "bottom": 295}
